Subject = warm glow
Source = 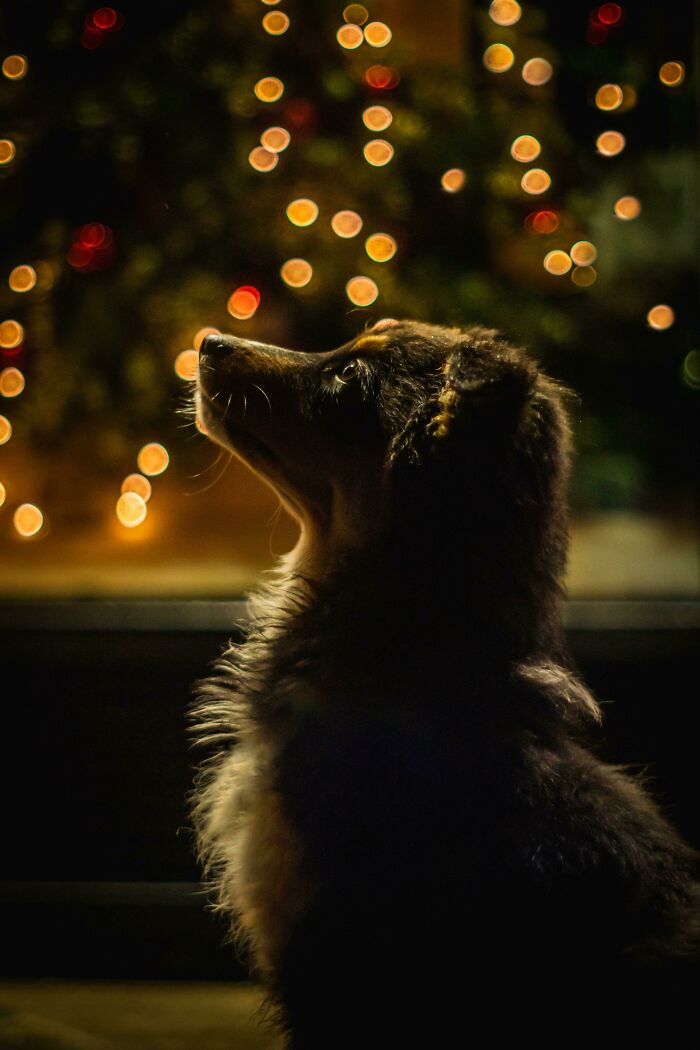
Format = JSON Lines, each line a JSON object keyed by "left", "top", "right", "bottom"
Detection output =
{"left": 14, "top": 503, "right": 43, "bottom": 537}
{"left": 346, "top": 276, "right": 379, "bottom": 307}
{"left": 249, "top": 146, "right": 278, "bottom": 172}
{"left": 137, "top": 443, "right": 170, "bottom": 476}
{"left": 489, "top": 1, "right": 522, "bottom": 26}
{"left": 570, "top": 240, "right": 597, "bottom": 266}
{"left": 0, "top": 139, "right": 16, "bottom": 165}
{"left": 193, "top": 327, "right": 220, "bottom": 351}
{"left": 0, "top": 415, "right": 11, "bottom": 444}
{"left": 510, "top": 135, "right": 541, "bottom": 162}
{"left": 121, "top": 473, "right": 152, "bottom": 502}
{"left": 0, "top": 482, "right": 5, "bottom": 507}
{"left": 528, "top": 210, "right": 559, "bottom": 234}
{"left": 331, "top": 210, "right": 363, "bottom": 238}
{"left": 595, "top": 83, "right": 623, "bottom": 110}
{"left": 364, "top": 22, "right": 392, "bottom": 47}
{"left": 261, "top": 0, "right": 282, "bottom": 4}
{"left": 614, "top": 195, "right": 641, "bottom": 220}
{"left": 343, "top": 4, "right": 369, "bottom": 25}
{"left": 227, "top": 286, "right": 260, "bottom": 320}
{"left": 543, "top": 250, "right": 572, "bottom": 276}
{"left": 365, "top": 233, "right": 397, "bottom": 262}
{"left": 596, "top": 131, "right": 625, "bottom": 156}
{"left": 281, "top": 258, "right": 313, "bottom": 288}
{"left": 0, "top": 367, "right": 25, "bottom": 397}
{"left": 260, "top": 126, "right": 291, "bottom": 153}
{"left": 9, "top": 265, "right": 36, "bottom": 293}
{"left": 174, "top": 349, "right": 199, "bottom": 380}
{"left": 483, "top": 44, "right": 515, "bottom": 73}
{"left": 647, "top": 305, "right": 675, "bottom": 331}
{"left": 522, "top": 58, "right": 553, "bottom": 86}
{"left": 363, "top": 139, "right": 394, "bottom": 166}
{"left": 441, "top": 168, "right": 466, "bottom": 193}
{"left": 521, "top": 168, "right": 551, "bottom": 194}
{"left": 659, "top": 61, "right": 685, "bottom": 87}
{"left": 337, "top": 24, "right": 364, "bottom": 49}
{"left": 364, "top": 65, "right": 399, "bottom": 89}
{"left": 362, "top": 105, "right": 393, "bottom": 131}
{"left": 116, "top": 492, "right": 148, "bottom": 528}
{"left": 0, "top": 320, "right": 23, "bottom": 348}
{"left": 254, "top": 77, "right": 284, "bottom": 103}
{"left": 262, "top": 11, "right": 290, "bottom": 35}
{"left": 286, "top": 198, "right": 319, "bottom": 226}
{"left": 2, "top": 54, "right": 28, "bottom": 80}
{"left": 572, "top": 266, "right": 597, "bottom": 287}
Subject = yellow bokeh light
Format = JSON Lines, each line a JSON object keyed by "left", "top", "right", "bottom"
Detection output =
{"left": 262, "top": 11, "right": 290, "bottom": 35}
{"left": 595, "top": 83, "right": 623, "bottom": 111}
{"left": 193, "top": 327, "right": 220, "bottom": 351}
{"left": 116, "top": 492, "right": 148, "bottom": 528}
{"left": 572, "top": 266, "right": 597, "bottom": 288}
{"left": 121, "top": 473, "right": 153, "bottom": 502}
{"left": 510, "top": 135, "right": 541, "bottom": 162}
{"left": 9, "top": 265, "right": 36, "bottom": 293}
{"left": 34, "top": 261, "right": 57, "bottom": 292}
{"left": 483, "top": 44, "right": 515, "bottom": 73}
{"left": 286, "top": 198, "right": 319, "bottom": 227}
{"left": 543, "top": 250, "right": 572, "bottom": 276}
{"left": 441, "top": 168, "right": 466, "bottom": 193}
{"left": 521, "top": 168, "right": 551, "bottom": 195}
{"left": 0, "top": 415, "right": 11, "bottom": 444}
{"left": 174, "top": 349, "right": 199, "bottom": 380}
{"left": 343, "top": 4, "right": 369, "bottom": 25}
{"left": 363, "top": 139, "right": 394, "bottom": 166}
{"left": 346, "top": 276, "right": 379, "bottom": 307}
{"left": 331, "top": 210, "right": 363, "bottom": 238}
{"left": 14, "top": 503, "right": 43, "bottom": 537}
{"left": 0, "top": 481, "right": 5, "bottom": 507}
{"left": 261, "top": 0, "right": 282, "bottom": 4}
{"left": 362, "top": 105, "right": 393, "bottom": 132}
{"left": 0, "top": 139, "right": 16, "bottom": 165}
{"left": 570, "top": 240, "right": 597, "bottom": 267}
{"left": 337, "top": 24, "right": 364, "bottom": 49}
{"left": 522, "top": 58, "right": 553, "bottom": 86}
{"left": 364, "top": 22, "right": 392, "bottom": 47}
{"left": 249, "top": 146, "right": 278, "bottom": 173}
{"left": 2, "top": 54, "right": 28, "bottom": 80}
{"left": 227, "top": 287, "right": 260, "bottom": 320}
{"left": 137, "top": 442, "right": 170, "bottom": 476}
{"left": 647, "top": 304, "right": 675, "bottom": 331}
{"left": 365, "top": 233, "right": 397, "bottom": 262}
{"left": 659, "top": 61, "right": 685, "bottom": 87}
{"left": 0, "top": 320, "right": 23, "bottom": 348}
{"left": 254, "top": 77, "right": 284, "bottom": 103}
{"left": 596, "top": 131, "right": 625, "bottom": 156}
{"left": 614, "top": 196, "right": 641, "bottom": 220}
{"left": 281, "top": 258, "right": 313, "bottom": 288}
{"left": 0, "top": 367, "right": 25, "bottom": 397}
{"left": 489, "top": 0, "right": 522, "bottom": 26}
{"left": 260, "top": 126, "right": 291, "bottom": 153}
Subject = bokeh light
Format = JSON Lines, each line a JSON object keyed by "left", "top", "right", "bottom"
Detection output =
{"left": 364, "top": 22, "right": 392, "bottom": 47}
{"left": 343, "top": 4, "right": 368, "bottom": 24}
{"left": 281, "top": 259, "right": 313, "bottom": 288}
{"left": 483, "top": 44, "right": 515, "bottom": 73}
{"left": 363, "top": 139, "right": 394, "bottom": 166}
{"left": 682, "top": 351, "right": 700, "bottom": 389}
{"left": 543, "top": 250, "right": 572, "bottom": 276}
{"left": 331, "top": 210, "right": 363, "bottom": 238}
{"left": 362, "top": 105, "right": 393, "bottom": 131}
{"left": 522, "top": 58, "right": 553, "bottom": 86}
{"left": 174, "top": 349, "right": 199, "bottom": 380}
{"left": 262, "top": 11, "right": 289, "bottom": 35}
{"left": 0, "top": 320, "right": 24, "bottom": 349}
{"left": 521, "top": 168, "right": 551, "bottom": 194}
{"left": 647, "top": 304, "right": 675, "bottom": 331}
{"left": 227, "top": 286, "right": 261, "bottom": 320}
{"left": 0, "top": 367, "right": 25, "bottom": 397}
{"left": 193, "top": 327, "right": 220, "bottom": 352}
{"left": 659, "top": 61, "right": 685, "bottom": 87}
{"left": 92, "top": 8, "right": 119, "bottom": 30}
{"left": 8, "top": 265, "right": 36, "bottom": 293}
{"left": 597, "top": 3, "right": 622, "bottom": 24}
{"left": 570, "top": 240, "right": 597, "bottom": 266}
{"left": 489, "top": 1, "right": 522, "bottom": 26}
{"left": 526, "top": 210, "right": 559, "bottom": 234}
{"left": 254, "top": 77, "right": 284, "bottom": 103}
{"left": 260, "top": 126, "right": 290, "bottom": 153}
{"left": 248, "top": 146, "right": 278, "bottom": 172}
{"left": 510, "top": 135, "right": 541, "bottom": 162}
{"left": 346, "top": 276, "right": 379, "bottom": 307}
{"left": 0, "top": 140, "right": 16, "bottom": 165}
{"left": 596, "top": 131, "right": 625, "bottom": 156}
{"left": 595, "top": 83, "right": 623, "bottom": 110}
{"left": 261, "top": 0, "right": 282, "bottom": 4}
{"left": 364, "top": 65, "right": 399, "bottom": 89}
{"left": 441, "top": 168, "right": 466, "bottom": 193}
{"left": 572, "top": 266, "right": 597, "bottom": 287}
{"left": 121, "top": 473, "right": 152, "bottom": 502}
{"left": 614, "top": 195, "right": 641, "bottom": 220}
{"left": 116, "top": 491, "right": 147, "bottom": 528}
{"left": 2, "top": 55, "right": 28, "bottom": 80}
{"left": 286, "top": 198, "right": 319, "bottom": 226}
{"left": 0, "top": 482, "right": 5, "bottom": 507}
{"left": 137, "top": 442, "right": 170, "bottom": 476}
{"left": 365, "top": 233, "right": 397, "bottom": 262}
{"left": 337, "top": 24, "right": 364, "bottom": 49}
{"left": 14, "top": 503, "right": 43, "bottom": 537}
{"left": 0, "top": 415, "right": 12, "bottom": 444}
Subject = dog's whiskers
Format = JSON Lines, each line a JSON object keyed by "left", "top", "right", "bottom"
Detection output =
{"left": 251, "top": 383, "right": 272, "bottom": 414}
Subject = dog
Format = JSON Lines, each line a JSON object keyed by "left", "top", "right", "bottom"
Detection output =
{"left": 190, "top": 320, "right": 699, "bottom": 1047}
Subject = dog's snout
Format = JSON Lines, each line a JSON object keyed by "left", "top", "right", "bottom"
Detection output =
{"left": 200, "top": 333, "right": 229, "bottom": 357}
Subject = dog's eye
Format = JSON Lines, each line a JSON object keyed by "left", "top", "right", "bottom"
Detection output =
{"left": 337, "top": 360, "right": 360, "bottom": 382}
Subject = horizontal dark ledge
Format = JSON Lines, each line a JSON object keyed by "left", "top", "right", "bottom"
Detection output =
{"left": 0, "top": 600, "right": 698, "bottom": 632}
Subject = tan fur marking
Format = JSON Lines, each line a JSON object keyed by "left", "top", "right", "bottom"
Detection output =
{"left": 353, "top": 334, "right": 388, "bottom": 352}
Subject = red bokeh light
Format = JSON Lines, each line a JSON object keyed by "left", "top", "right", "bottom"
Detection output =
{"left": 597, "top": 3, "right": 622, "bottom": 25}
{"left": 235, "top": 285, "right": 261, "bottom": 307}
{"left": 93, "top": 8, "right": 118, "bottom": 30}
{"left": 68, "top": 224, "right": 115, "bottom": 272}
{"left": 532, "top": 210, "right": 559, "bottom": 234}
{"left": 586, "top": 22, "right": 608, "bottom": 44}
{"left": 81, "top": 26, "right": 105, "bottom": 49}
{"left": 364, "top": 65, "right": 400, "bottom": 90}
{"left": 283, "top": 98, "right": 316, "bottom": 129}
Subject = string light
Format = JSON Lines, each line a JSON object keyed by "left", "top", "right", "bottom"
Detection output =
{"left": 362, "top": 105, "right": 392, "bottom": 131}
{"left": 595, "top": 83, "right": 623, "bottom": 111}
{"left": 0, "top": 367, "right": 25, "bottom": 397}
{"left": 116, "top": 491, "right": 147, "bottom": 528}
{"left": 337, "top": 24, "right": 364, "bottom": 49}
{"left": 346, "top": 276, "right": 378, "bottom": 306}
{"left": 9, "top": 265, "right": 36, "bottom": 293}
{"left": 249, "top": 146, "right": 278, "bottom": 172}
{"left": 572, "top": 266, "right": 597, "bottom": 287}
{"left": 543, "top": 250, "right": 572, "bottom": 276}
{"left": 0, "top": 416, "right": 11, "bottom": 444}
{"left": 174, "top": 349, "right": 199, "bottom": 380}
{"left": 2, "top": 55, "right": 28, "bottom": 80}
{"left": 343, "top": 4, "right": 369, "bottom": 25}
{"left": 193, "top": 327, "right": 220, "bottom": 351}
{"left": 262, "top": 11, "right": 289, "bottom": 35}
{"left": 254, "top": 77, "right": 284, "bottom": 103}
{"left": 331, "top": 210, "right": 363, "bottom": 238}
{"left": 510, "top": 135, "right": 541, "bottom": 162}
{"left": 363, "top": 139, "right": 394, "bottom": 166}
{"left": 260, "top": 126, "right": 290, "bottom": 153}
{"left": 489, "top": 1, "right": 522, "bottom": 26}
{"left": 483, "top": 44, "right": 515, "bottom": 73}
{"left": 364, "top": 22, "right": 392, "bottom": 47}
{"left": 647, "top": 305, "right": 674, "bottom": 330}
{"left": 614, "top": 196, "right": 641, "bottom": 220}
{"left": 0, "top": 139, "right": 16, "bottom": 165}
{"left": 659, "top": 62, "right": 685, "bottom": 87}
{"left": 137, "top": 443, "right": 170, "bottom": 476}
{"left": 521, "top": 168, "right": 551, "bottom": 194}
{"left": 14, "top": 503, "right": 43, "bottom": 537}
{"left": 596, "top": 131, "right": 625, "bottom": 156}
{"left": 365, "top": 233, "right": 397, "bottom": 262}
{"left": 570, "top": 241, "right": 597, "bottom": 266}
{"left": 522, "top": 58, "right": 553, "bottom": 86}
{"left": 121, "top": 474, "right": 152, "bottom": 502}
{"left": 286, "top": 198, "right": 319, "bottom": 226}
{"left": 0, "top": 320, "right": 23, "bottom": 349}
{"left": 281, "top": 259, "right": 313, "bottom": 288}
{"left": 441, "top": 168, "right": 466, "bottom": 193}
{"left": 227, "top": 286, "right": 261, "bottom": 319}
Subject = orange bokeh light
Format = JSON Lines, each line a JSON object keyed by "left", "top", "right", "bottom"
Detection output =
{"left": 483, "top": 44, "right": 515, "bottom": 73}
{"left": 137, "top": 443, "right": 170, "bottom": 476}
{"left": 227, "top": 286, "right": 260, "bottom": 320}
{"left": 0, "top": 139, "right": 16, "bottom": 165}
{"left": 337, "top": 24, "right": 364, "bottom": 49}
{"left": 346, "top": 276, "right": 379, "bottom": 307}
{"left": 570, "top": 241, "right": 597, "bottom": 267}
{"left": 121, "top": 473, "right": 153, "bottom": 502}
{"left": 254, "top": 77, "right": 284, "bottom": 103}
{"left": 659, "top": 61, "right": 685, "bottom": 87}
{"left": 647, "top": 305, "right": 675, "bottom": 331}
{"left": 596, "top": 131, "right": 625, "bottom": 156}
{"left": 286, "top": 198, "right": 319, "bottom": 227}
{"left": 9, "top": 265, "right": 36, "bottom": 293}
{"left": 262, "top": 11, "right": 289, "bottom": 35}
{"left": 116, "top": 492, "right": 148, "bottom": 528}
{"left": 14, "top": 503, "right": 43, "bottom": 537}
{"left": 543, "top": 250, "right": 572, "bottom": 276}
{"left": 364, "top": 22, "right": 392, "bottom": 47}
{"left": 510, "top": 135, "right": 541, "bottom": 162}
{"left": 2, "top": 54, "right": 28, "bottom": 80}
{"left": 363, "top": 139, "right": 394, "bottom": 166}
{"left": 331, "top": 210, "right": 363, "bottom": 238}
{"left": 489, "top": 1, "right": 522, "bottom": 26}
{"left": 595, "top": 83, "right": 623, "bottom": 110}
{"left": 614, "top": 196, "right": 641, "bottom": 220}
{"left": 260, "top": 126, "right": 291, "bottom": 153}
{"left": 281, "top": 259, "right": 313, "bottom": 288}
{"left": 365, "top": 233, "right": 397, "bottom": 262}
{"left": 0, "top": 415, "right": 12, "bottom": 444}
{"left": 441, "top": 168, "right": 466, "bottom": 193}
{"left": 249, "top": 146, "right": 278, "bottom": 172}
{"left": 0, "top": 320, "right": 23, "bottom": 349}
{"left": 174, "top": 349, "right": 200, "bottom": 380}
{"left": 193, "top": 327, "right": 220, "bottom": 352}
{"left": 522, "top": 58, "right": 553, "bottom": 86}
{"left": 362, "top": 105, "right": 393, "bottom": 132}
{"left": 0, "top": 367, "right": 25, "bottom": 397}
{"left": 521, "top": 168, "right": 551, "bottom": 194}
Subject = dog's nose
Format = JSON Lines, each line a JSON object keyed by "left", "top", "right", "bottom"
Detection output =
{"left": 200, "top": 334, "right": 229, "bottom": 357}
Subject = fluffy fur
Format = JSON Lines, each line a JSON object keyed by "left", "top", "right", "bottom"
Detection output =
{"left": 189, "top": 322, "right": 699, "bottom": 1046}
